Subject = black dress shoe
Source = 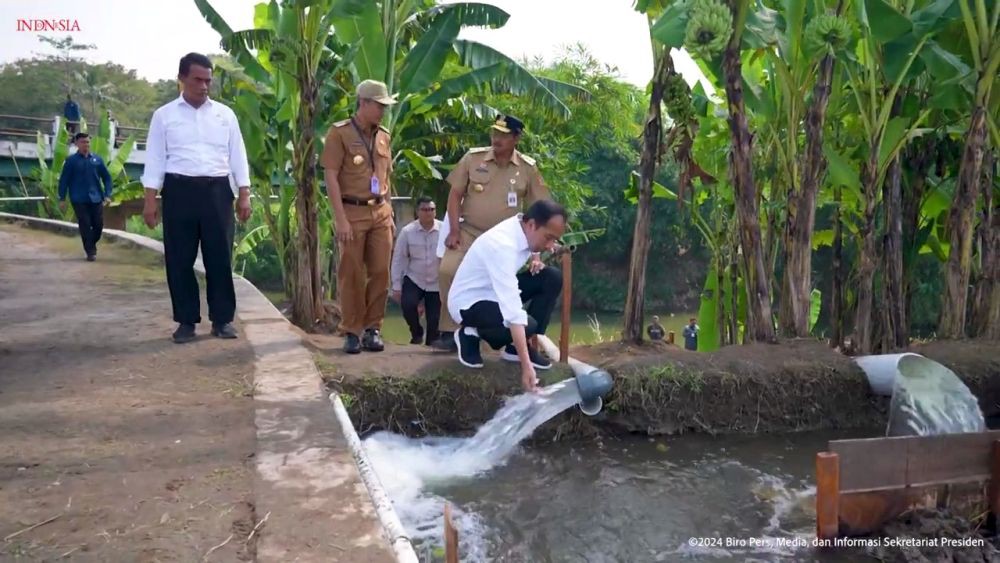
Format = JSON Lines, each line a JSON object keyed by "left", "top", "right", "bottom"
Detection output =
{"left": 172, "top": 323, "right": 196, "bottom": 344}
{"left": 344, "top": 333, "right": 362, "bottom": 354}
{"left": 501, "top": 344, "right": 552, "bottom": 370}
{"left": 211, "top": 323, "right": 238, "bottom": 339}
{"left": 362, "top": 328, "right": 385, "bottom": 352}
{"left": 410, "top": 335, "right": 423, "bottom": 345}
{"left": 86, "top": 254, "right": 96, "bottom": 262}
{"left": 432, "top": 332, "right": 458, "bottom": 352}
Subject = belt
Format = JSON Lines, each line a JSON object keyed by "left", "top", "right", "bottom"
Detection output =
{"left": 342, "top": 195, "right": 385, "bottom": 207}
{"left": 165, "top": 173, "right": 228, "bottom": 184}
{"left": 459, "top": 221, "right": 485, "bottom": 237}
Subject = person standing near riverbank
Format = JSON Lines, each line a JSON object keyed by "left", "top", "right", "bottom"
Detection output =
{"left": 684, "top": 318, "right": 700, "bottom": 350}
{"left": 58, "top": 132, "right": 112, "bottom": 261}
{"left": 321, "top": 79, "right": 398, "bottom": 354}
{"left": 140, "top": 52, "right": 253, "bottom": 344}
{"left": 433, "top": 115, "right": 552, "bottom": 352}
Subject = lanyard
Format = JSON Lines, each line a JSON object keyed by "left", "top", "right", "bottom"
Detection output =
{"left": 350, "top": 118, "right": 376, "bottom": 173}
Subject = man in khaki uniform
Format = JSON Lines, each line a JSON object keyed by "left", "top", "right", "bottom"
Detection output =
{"left": 321, "top": 80, "right": 397, "bottom": 354}
{"left": 433, "top": 115, "right": 553, "bottom": 351}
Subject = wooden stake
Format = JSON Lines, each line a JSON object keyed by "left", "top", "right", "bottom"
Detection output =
{"left": 816, "top": 451, "right": 840, "bottom": 540}
{"left": 988, "top": 440, "right": 1000, "bottom": 516}
{"left": 667, "top": 330, "right": 675, "bottom": 345}
{"left": 444, "top": 503, "right": 458, "bottom": 563}
{"left": 559, "top": 251, "right": 572, "bottom": 363}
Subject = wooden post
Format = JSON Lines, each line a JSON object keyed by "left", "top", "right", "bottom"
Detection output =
{"left": 988, "top": 441, "right": 1000, "bottom": 517}
{"left": 816, "top": 451, "right": 840, "bottom": 540}
{"left": 444, "top": 503, "right": 458, "bottom": 563}
{"left": 667, "top": 330, "right": 675, "bottom": 345}
{"left": 559, "top": 251, "right": 572, "bottom": 363}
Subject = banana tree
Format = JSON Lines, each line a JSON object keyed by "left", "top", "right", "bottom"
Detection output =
{"left": 33, "top": 124, "right": 72, "bottom": 220}
{"left": 939, "top": 0, "right": 1000, "bottom": 338}
{"left": 331, "top": 0, "right": 589, "bottom": 183}
{"left": 834, "top": 0, "right": 956, "bottom": 353}
{"left": 34, "top": 113, "right": 139, "bottom": 219}
{"left": 765, "top": 0, "right": 852, "bottom": 338}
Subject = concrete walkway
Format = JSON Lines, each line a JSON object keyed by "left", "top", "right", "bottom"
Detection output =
{"left": 0, "top": 220, "right": 398, "bottom": 562}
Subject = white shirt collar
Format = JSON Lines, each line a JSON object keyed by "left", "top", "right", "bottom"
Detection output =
{"left": 175, "top": 94, "right": 214, "bottom": 109}
{"left": 511, "top": 214, "right": 529, "bottom": 252}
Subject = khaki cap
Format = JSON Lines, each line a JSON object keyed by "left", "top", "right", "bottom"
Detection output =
{"left": 356, "top": 79, "right": 398, "bottom": 105}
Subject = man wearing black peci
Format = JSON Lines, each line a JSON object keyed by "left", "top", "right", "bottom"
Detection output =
{"left": 140, "top": 52, "right": 252, "bottom": 344}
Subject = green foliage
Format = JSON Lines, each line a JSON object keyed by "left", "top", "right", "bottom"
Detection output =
{"left": 697, "top": 267, "right": 720, "bottom": 351}
{"left": 125, "top": 215, "right": 163, "bottom": 241}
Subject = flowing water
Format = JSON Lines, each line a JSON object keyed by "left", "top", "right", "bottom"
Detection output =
{"left": 363, "top": 379, "right": 874, "bottom": 562}
{"left": 363, "top": 379, "right": 584, "bottom": 559}
{"left": 885, "top": 354, "right": 985, "bottom": 436}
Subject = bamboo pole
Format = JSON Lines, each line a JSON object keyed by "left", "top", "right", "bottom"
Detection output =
{"left": 816, "top": 451, "right": 840, "bottom": 540}
{"left": 444, "top": 503, "right": 458, "bottom": 563}
{"left": 559, "top": 251, "right": 572, "bottom": 363}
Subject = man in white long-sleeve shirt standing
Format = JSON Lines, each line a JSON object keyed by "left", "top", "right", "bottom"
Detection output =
{"left": 141, "top": 53, "right": 252, "bottom": 344}
{"left": 449, "top": 200, "right": 566, "bottom": 392}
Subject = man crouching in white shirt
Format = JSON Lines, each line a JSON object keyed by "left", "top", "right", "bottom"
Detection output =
{"left": 448, "top": 200, "right": 566, "bottom": 392}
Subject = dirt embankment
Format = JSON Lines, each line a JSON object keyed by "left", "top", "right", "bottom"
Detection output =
{"left": 312, "top": 332, "right": 998, "bottom": 439}
{"left": 866, "top": 509, "right": 1000, "bottom": 562}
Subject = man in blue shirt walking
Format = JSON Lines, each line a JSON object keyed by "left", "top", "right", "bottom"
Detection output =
{"left": 59, "top": 132, "right": 113, "bottom": 261}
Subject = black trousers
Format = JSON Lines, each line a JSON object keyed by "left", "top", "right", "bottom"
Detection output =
{"left": 71, "top": 202, "right": 103, "bottom": 256}
{"left": 401, "top": 276, "right": 441, "bottom": 345}
{"left": 458, "top": 266, "right": 562, "bottom": 349}
{"left": 161, "top": 174, "right": 235, "bottom": 325}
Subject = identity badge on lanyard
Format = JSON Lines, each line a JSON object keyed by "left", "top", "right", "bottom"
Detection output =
{"left": 507, "top": 178, "right": 518, "bottom": 208}
{"left": 350, "top": 119, "right": 380, "bottom": 195}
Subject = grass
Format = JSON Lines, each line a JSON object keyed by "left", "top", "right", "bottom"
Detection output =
{"left": 646, "top": 364, "right": 704, "bottom": 392}
{"left": 222, "top": 374, "right": 257, "bottom": 398}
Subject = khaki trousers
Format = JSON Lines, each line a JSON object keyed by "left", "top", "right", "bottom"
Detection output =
{"left": 437, "top": 225, "right": 479, "bottom": 332}
{"left": 337, "top": 202, "right": 393, "bottom": 336}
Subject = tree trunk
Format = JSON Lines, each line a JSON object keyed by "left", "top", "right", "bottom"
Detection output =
{"left": 854, "top": 151, "right": 880, "bottom": 354}
{"left": 972, "top": 152, "right": 998, "bottom": 338}
{"left": 940, "top": 106, "right": 988, "bottom": 338}
{"left": 290, "top": 62, "right": 324, "bottom": 330}
{"left": 831, "top": 184, "right": 844, "bottom": 349}
{"left": 722, "top": 18, "right": 776, "bottom": 343}
{"left": 716, "top": 261, "right": 726, "bottom": 346}
{"left": 729, "top": 242, "right": 739, "bottom": 345}
{"left": 622, "top": 50, "right": 672, "bottom": 343}
{"left": 779, "top": 52, "right": 837, "bottom": 338}
{"left": 883, "top": 151, "right": 907, "bottom": 350}
{"left": 902, "top": 138, "right": 935, "bottom": 329}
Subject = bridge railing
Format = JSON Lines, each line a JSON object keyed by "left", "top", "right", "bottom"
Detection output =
{"left": 0, "top": 114, "right": 148, "bottom": 150}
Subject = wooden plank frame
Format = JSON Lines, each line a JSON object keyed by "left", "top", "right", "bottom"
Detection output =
{"left": 816, "top": 431, "right": 1000, "bottom": 539}
{"left": 559, "top": 252, "right": 571, "bottom": 363}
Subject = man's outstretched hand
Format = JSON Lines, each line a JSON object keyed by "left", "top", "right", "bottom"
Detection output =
{"left": 521, "top": 365, "right": 539, "bottom": 393}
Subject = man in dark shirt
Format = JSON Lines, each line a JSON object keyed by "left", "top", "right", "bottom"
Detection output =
{"left": 58, "top": 132, "right": 113, "bottom": 261}
{"left": 63, "top": 95, "right": 81, "bottom": 135}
